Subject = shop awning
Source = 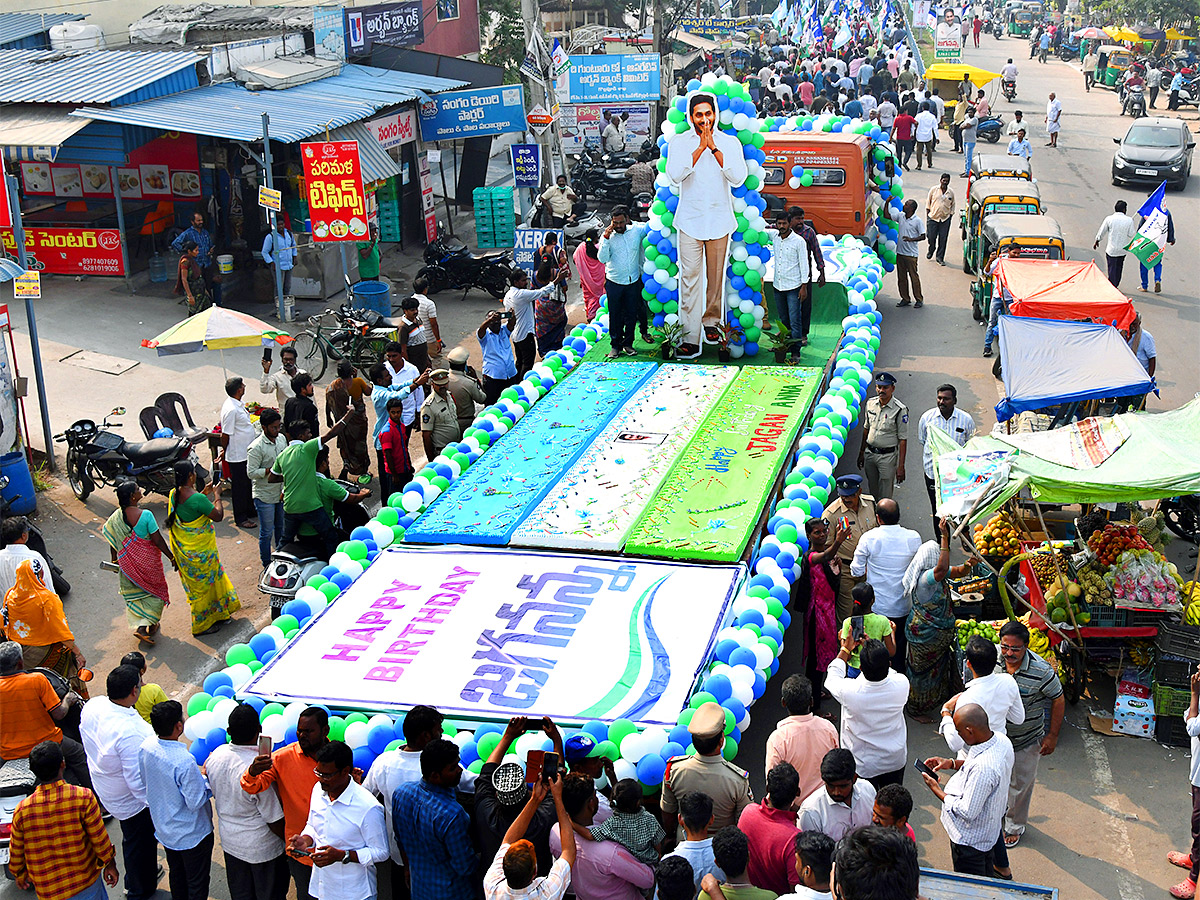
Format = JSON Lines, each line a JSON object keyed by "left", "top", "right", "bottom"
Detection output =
{"left": 0, "top": 48, "right": 202, "bottom": 104}
{"left": 0, "top": 104, "right": 94, "bottom": 162}
{"left": 328, "top": 122, "right": 402, "bottom": 184}
{"left": 72, "top": 64, "right": 467, "bottom": 144}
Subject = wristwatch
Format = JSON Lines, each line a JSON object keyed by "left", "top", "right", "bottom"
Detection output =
{"left": 340, "top": 849, "right": 353, "bottom": 864}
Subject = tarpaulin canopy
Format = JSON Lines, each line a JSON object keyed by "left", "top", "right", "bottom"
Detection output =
{"left": 1166, "top": 27, "right": 1194, "bottom": 40}
{"left": 995, "top": 316, "right": 1154, "bottom": 421}
{"left": 931, "top": 399, "right": 1200, "bottom": 522}
{"left": 997, "top": 258, "right": 1138, "bottom": 330}
{"left": 924, "top": 63, "right": 1002, "bottom": 88}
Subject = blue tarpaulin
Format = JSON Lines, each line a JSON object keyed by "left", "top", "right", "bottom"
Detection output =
{"left": 996, "top": 316, "right": 1154, "bottom": 421}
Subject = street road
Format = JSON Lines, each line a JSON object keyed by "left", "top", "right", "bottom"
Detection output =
{"left": 1, "top": 34, "right": 1195, "bottom": 900}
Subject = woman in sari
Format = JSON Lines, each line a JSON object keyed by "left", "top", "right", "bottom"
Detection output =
{"left": 174, "top": 241, "right": 210, "bottom": 316}
{"left": 793, "top": 516, "right": 849, "bottom": 712}
{"left": 325, "top": 360, "right": 372, "bottom": 483}
{"left": 533, "top": 259, "right": 569, "bottom": 357}
{"left": 903, "top": 520, "right": 979, "bottom": 721}
{"left": 2, "top": 559, "right": 89, "bottom": 697}
{"left": 102, "top": 481, "right": 175, "bottom": 645}
{"left": 166, "top": 460, "right": 240, "bottom": 636}
{"left": 572, "top": 229, "right": 607, "bottom": 322}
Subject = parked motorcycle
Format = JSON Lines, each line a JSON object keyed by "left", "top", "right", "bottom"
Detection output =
{"left": 632, "top": 191, "right": 654, "bottom": 221}
{"left": 1002, "top": 78, "right": 1017, "bottom": 101}
{"left": 416, "top": 225, "right": 515, "bottom": 299}
{"left": 0, "top": 475, "right": 69, "bottom": 596}
{"left": 56, "top": 408, "right": 206, "bottom": 503}
{"left": 569, "top": 158, "right": 632, "bottom": 206}
{"left": 1162, "top": 494, "right": 1200, "bottom": 543}
{"left": 525, "top": 196, "right": 602, "bottom": 247}
{"left": 977, "top": 114, "right": 1005, "bottom": 143}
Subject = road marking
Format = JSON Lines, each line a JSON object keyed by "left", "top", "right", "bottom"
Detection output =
{"left": 1080, "top": 725, "right": 1146, "bottom": 900}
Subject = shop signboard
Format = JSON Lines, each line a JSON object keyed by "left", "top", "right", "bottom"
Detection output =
{"left": 678, "top": 16, "right": 737, "bottom": 35}
{"left": 12, "top": 272, "right": 40, "bottom": 300}
{"left": 313, "top": 5, "right": 346, "bottom": 60}
{"left": 559, "top": 103, "right": 651, "bottom": 153}
{"left": 300, "top": 141, "right": 367, "bottom": 242}
{"left": 418, "top": 153, "right": 436, "bottom": 243}
{"left": 417, "top": 86, "right": 526, "bottom": 142}
{"left": 344, "top": 1, "right": 423, "bottom": 54}
{"left": 510, "top": 144, "right": 541, "bottom": 188}
{"left": 562, "top": 55, "right": 661, "bottom": 103}
{"left": 0, "top": 175, "right": 9, "bottom": 229}
{"left": 1, "top": 228, "right": 124, "bottom": 276}
{"left": 513, "top": 226, "right": 564, "bottom": 274}
{"left": 258, "top": 186, "right": 282, "bottom": 212}
{"left": 366, "top": 108, "right": 418, "bottom": 150}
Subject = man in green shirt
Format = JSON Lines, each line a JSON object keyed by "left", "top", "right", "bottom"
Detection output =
{"left": 699, "top": 827, "right": 779, "bottom": 899}
{"left": 268, "top": 414, "right": 350, "bottom": 556}
{"left": 356, "top": 224, "right": 381, "bottom": 281}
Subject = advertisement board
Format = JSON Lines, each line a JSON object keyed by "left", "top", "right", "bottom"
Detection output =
{"left": 344, "top": 1, "right": 423, "bottom": 54}
{"left": 678, "top": 16, "right": 737, "bottom": 35}
{"left": 509, "top": 144, "right": 542, "bottom": 188}
{"left": 241, "top": 546, "right": 744, "bottom": 725}
{"left": 512, "top": 226, "right": 564, "bottom": 274}
{"left": 418, "top": 153, "right": 436, "bottom": 243}
{"left": 365, "top": 108, "right": 418, "bottom": 150}
{"left": 563, "top": 55, "right": 661, "bottom": 103}
{"left": 300, "top": 141, "right": 367, "bottom": 242}
{"left": 935, "top": 18, "right": 963, "bottom": 59}
{"left": 417, "top": 86, "right": 527, "bottom": 142}
{"left": 559, "top": 103, "right": 651, "bottom": 153}
{"left": 1, "top": 228, "right": 124, "bottom": 276}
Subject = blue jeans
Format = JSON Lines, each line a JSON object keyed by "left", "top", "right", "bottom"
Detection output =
{"left": 984, "top": 296, "right": 1008, "bottom": 349}
{"left": 774, "top": 286, "right": 805, "bottom": 352}
{"left": 65, "top": 876, "right": 108, "bottom": 900}
{"left": 963, "top": 141, "right": 976, "bottom": 174}
{"left": 1140, "top": 261, "right": 1162, "bottom": 287}
{"left": 253, "top": 498, "right": 284, "bottom": 566}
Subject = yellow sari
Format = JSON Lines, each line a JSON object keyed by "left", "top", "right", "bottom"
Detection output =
{"left": 167, "top": 489, "right": 240, "bottom": 634}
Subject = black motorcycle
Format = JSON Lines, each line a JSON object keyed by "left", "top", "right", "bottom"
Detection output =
{"left": 1162, "top": 494, "right": 1200, "bottom": 543}
{"left": 570, "top": 159, "right": 632, "bottom": 206}
{"left": 55, "top": 407, "right": 205, "bottom": 502}
{"left": 0, "top": 475, "right": 69, "bottom": 595}
{"left": 416, "top": 226, "right": 514, "bottom": 299}
{"left": 1002, "top": 78, "right": 1017, "bottom": 101}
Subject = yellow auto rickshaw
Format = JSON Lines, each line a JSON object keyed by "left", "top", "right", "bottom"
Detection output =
{"left": 970, "top": 214, "right": 1066, "bottom": 321}
{"left": 961, "top": 178, "right": 1045, "bottom": 272}
{"left": 1008, "top": 9, "right": 1033, "bottom": 36}
{"left": 972, "top": 152, "right": 1033, "bottom": 181}
{"left": 1095, "top": 44, "right": 1133, "bottom": 87}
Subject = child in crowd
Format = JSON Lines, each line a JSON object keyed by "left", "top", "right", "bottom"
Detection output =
{"left": 581, "top": 778, "right": 667, "bottom": 866}
{"left": 838, "top": 583, "right": 897, "bottom": 674}
{"left": 121, "top": 651, "right": 168, "bottom": 724}
{"left": 872, "top": 783, "right": 918, "bottom": 846}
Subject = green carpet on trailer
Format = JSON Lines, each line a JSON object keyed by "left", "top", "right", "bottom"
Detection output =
{"left": 582, "top": 282, "right": 849, "bottom": 367}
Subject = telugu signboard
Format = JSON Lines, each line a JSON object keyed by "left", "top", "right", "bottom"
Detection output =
{"left": 13, "top": 271, "right": 40, "bottom": 300}
{"left": 513, "top": 226, "right": 564, "bottom": 274}
{"left": 559, "top": 103, "right": 651, "bottom": 153}
{"left": 935, "top": 18, "right": 963, "bottom": 59}
{"left": 510, "top": 144, "right": 541, "bottom": 189}
{"left": 344, "top": 1, "right": 423, "bottom": 54}
{"left": 417, "top": 86, "right": 527, "bottom": 142}
{"left": 300, "top": 141, "right": 367, "bottom": 242}
{"left": 562, "top": 54, "right": 661, "bottom": 103}
{"left": 366, "top": 108, "right": 418, "bottom": 150}
{"left": 257, "top": 185, "right": 282, "bottom": 212}
{"left": 1, "top": 228, "right": 124, "bottom": 276}
{"left": 678, "top": 16, "right": 738, "bottom": 35}
{"left": 241, "top": 547, "right": 743, "bottom": 725}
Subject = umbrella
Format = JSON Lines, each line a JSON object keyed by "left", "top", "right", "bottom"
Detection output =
{"left": 1136, "top": 25, "right": 1166, "bottom": 40}
{"left": 1166, "top": 27, "right": 1194, "bottom": 40}
{"left": 141, "top": 307, "right": 293, "bottom": 375}
{"left": 1105, "top": 25, "right": 1142, "bottom": 42}
{"left": 1073, "top": 26, "right": 1108, "bottom": 39}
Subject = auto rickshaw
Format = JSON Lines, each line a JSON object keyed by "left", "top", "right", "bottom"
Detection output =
{"left": 1094, "top": 44, "right": 1133, "bottom": 87}
{"left": 970, "top": 214, "right": 1066, "bottom": 321}
{"left": 961, "top": 178, "right": 1045, "bottom": 273}
{"left": 1008, "top": 9, "right": 1033, "bottom": 36}
{"left": 972, "top": 152, "right": 1034, "bottom": 181}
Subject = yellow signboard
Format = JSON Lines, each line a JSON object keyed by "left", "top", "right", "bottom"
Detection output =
{"left": 258, "top": 185, "right": 283, "bottom": 212}
{"left": 13, "top": 271, "right": 40, "bottom": 300}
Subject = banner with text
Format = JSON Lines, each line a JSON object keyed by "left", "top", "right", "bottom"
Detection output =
{"left": 418, "top": 86, "right": 527, "bottom": 142}
{"left": 563, "top": 55, "right": 661, "bottom": 103}
{"left": 301, "top": 141, "right": 367, "bottom": 241}
{"left": 241, "top": 547, "right": 744, "bottom": 725}
{"left": 510, "top": 144, "right": 542, "bottom": 189}
{"left": 559, "top": 104, "right": 651, "bottom": 153}
{"left": 345, "top": 1, "right": 423, "bottom": 54}
{"left": 512, "top": 226, "right": 565, "bottom": 274}
{"left": 366, "top": 108, "right": 418, "bottom": 150}
{"left": 1, "top": 227, "right": 124, "bottom": 276}
{"left": 678, "top": 16, "right": 738, "bottom": 35}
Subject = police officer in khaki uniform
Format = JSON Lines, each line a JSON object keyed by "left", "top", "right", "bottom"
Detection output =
{"left": 856, "top": 372, "right": 908, "bottom": 501}
{"left": 821, "top": 474, "right": 878, "bottom": 626}
{"left": 446, "top": 347, "right": 486, "bottom": 433}
{"left": 420, "top": 370, "right": 461, "bottom": 459}
{"left": 660, "top": 701, "right": 754, "bottom": 843}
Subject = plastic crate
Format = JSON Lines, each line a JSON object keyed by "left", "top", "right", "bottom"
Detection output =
{"left": 1156, "top": 622, "right": 1200, "bottom": 660}
{"left": 1156, "top": 654, "right": 1196, "bottom": 687}
{"left": 1155, "top": 715, "right": 1192, "bottom": 748}
{"left": 1086, "top": 603, "right": 1129, "bottom": 628}
{"left": 1153, "top": 681, "right": 1192, "bottom": 717}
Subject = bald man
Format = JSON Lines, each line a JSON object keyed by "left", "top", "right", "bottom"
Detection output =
{"left": 922, "top": 704, "right": 1014, "bottom": 877}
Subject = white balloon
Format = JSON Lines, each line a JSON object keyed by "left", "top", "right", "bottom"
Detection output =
{"left": 752, "top": 643, "right": 775, "bottom": 670}
{"left": 261, "top": 625, "right": 287, "bottom": 647}
{"left": 613, "top": 758, "right": 638, "bottom": 783}
{"left": 262, "top": 716, "right": 288, "bottom": 743}
{"left": 225, "top": 664, "right": 253, "bottom": 689}
{"left": 282, "top": 701, "right": 307, "bottom": 729}
{"left": 368, "top": 714, "right": 394, "bottom": 733}
{"left": 719, "top": 109, "right": 735, "bottom": 125}
{"left": 296, "top": 586, "right": 324, "bottom": 607}
{"left": 729, "top": 664, "right": 757, "bottom": 686}
{"left": 186, "top": 710, "right": 215, "bottom": 740}
{"left": 344, "top": 721, "right": 370, "bottom": 749}
{"left": 183, "top": 714, "right": 205, "bottom": 741}
{"left": 621, "top": 733, "right": 649, "bottom": 764}
{"left": 212, "top": 698, "right": 238, "bottom": 728}
{"left": 730, "top": 680, "right": 755, "bottom": 707}
{"left": 737, "top": 711, "right": 752, "bottom": 732}
{"left": 329, "top": 551, "right": 352, "bottom": 570}
{"left": 452, "top": 731, "right": 474, "bottom": 749}
{"left": 730, "top": 344, "right": 745, "bottom": 358}
{"left": 340, "top": 560, "right": 364, "bottom": 580}
{"left": 664, "top": 313, "right": 679, "bottom": 326}
{"left": 640, "top": 726, "right": 669, "bottom": 756}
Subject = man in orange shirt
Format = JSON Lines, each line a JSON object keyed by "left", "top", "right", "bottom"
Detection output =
{"left": 241, "top": 706, "right": 330, "bottom": 900}
{"left": 0, "top": 641, "right": 91, "bottom": 790}
{"left": 9, "top": 741, "right": 118, "bottom": 900}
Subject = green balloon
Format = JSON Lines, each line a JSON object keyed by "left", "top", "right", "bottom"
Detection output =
{"left": 759, "top": 635, "right": 780, "bottom": 657}
{"left": 376, "top": 506, "right": 399, "bottom": 527}
{"left": 753, "top": 132, "right": 765, "bottom": 148}
{"left": 477, "top": 733, "right": 501, "bottom": 759}
{"left": 713, "top": 80, "right": 728, "bottom": 95}
{"left": 609, "top": 718, "right": 638, "bottom": 748}
{"left": 661, "top": 211, "right": 674, "bottom": 228}
{"left": 677, "top": 707, "right": 695, "bottom": 726}
{"left": 748, "top": 584, "right": 770, "bottom": 598}
{"left": 385, "top": 739, "right": 402, "bottom": 752}
{"left": 306, "top": 574, "right": 328, "bottom": 589}
{"left": 675, "top": 122, "right": 689, "bottom": 134}
{"left": 667, "top": 108, "right": 684, "bottom": 123}
{"left": 275, "top": 614, "right": 299, "bottom": 634}
{"left": 766, "top": 597, "right": 784, "bottom": 618}
{"left": 225, "top": 643, "right": 255, "bottom": 666}
{"left": 468, "top": 759, "right": 484, "bottom": 775}
{"left": 328, "top": 717, "right": 347, "bottom": 741}
{"left": 207, "top": 695, "right": 222, "bottom": 712}
{"left": 722, "top": 736, "right": 740, "bottom": 761}
{"left": 187, "top": 693, "right": 212, "bottom": 716}
{"left": 651, "top": 200, "right": 666, "bottom": 215}
{"left": 744, "top": 269, "right": 762, "bottom": 289}
{"left": 431, "top": 475, "right": 450, "bottom": 492}
{"left": 732, "top": 260, "right": 747, "bottom": 277}
{"left": 248, "top": 660, "right": 263, "bottom": 673}
{"left": 346, "top": 541, "right": 367, "bottom": 561}
{"left": 800, "top": 173, "right": 814, "bottom": 187}
{"left": 689, "top": 691, "right": 716, "bottom": 709}
{"left": 345, "top": 712, "right": 369, "bottom": 725}
{"left": 319, "top": 582, "right": 341, "bottom": 601}
{"left": 391, "top": 524, "right": 406, "bottom": 542}
{"left": 739, "top": 312, "right": 755, "bottom": 328}
{"left": 745, "top": 174, "right": 760, "bottom": 191}
{"left": 723, "top": 707, "right": 736, "bottom": 735}
{"left": 260, "top": 703, "right": 285, "bottom": 722}
{"left": 737, "top": 129, "right": 753, "bottom": 144}
{"left": 744, "top": 326, "right": 761, "bottom": 343}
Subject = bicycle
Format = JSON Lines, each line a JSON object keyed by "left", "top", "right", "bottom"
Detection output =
{"left": 290, "top": 308, "right": 396, "bottom": 382}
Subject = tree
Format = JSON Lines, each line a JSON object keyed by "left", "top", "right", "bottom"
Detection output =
{"left": 481, "top": 0, "right": 524, "bottom": 83}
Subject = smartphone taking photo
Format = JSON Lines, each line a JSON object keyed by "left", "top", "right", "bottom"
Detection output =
{"left": 850, "top": 615, "right": 865, "bottom": 643}
{"left": 257, "top": 735, "right": 273, "bottom": 757}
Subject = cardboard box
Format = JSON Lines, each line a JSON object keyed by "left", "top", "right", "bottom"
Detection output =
{"left": 1112, "top": 694, "right": 1156, "bottom": 738}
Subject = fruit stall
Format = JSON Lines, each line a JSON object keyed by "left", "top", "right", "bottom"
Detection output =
{"left": 931, "top": 402, "right": 1200, "bottom": 741}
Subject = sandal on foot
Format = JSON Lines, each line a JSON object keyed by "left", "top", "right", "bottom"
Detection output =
{"left": 197, "top": 621, "right": 223, "bottom": 636}
{"left": 1004, "top": 832, "right": 1021, "bottom": 847}
{"left": 1169, "top": 879, "right": 1197, "bottom": 899}
{"left": 1168, "top": 852, "right": 1194, "bottom": 869}
{"left": 135, "top": 627, "right": 155, "bottom": 645}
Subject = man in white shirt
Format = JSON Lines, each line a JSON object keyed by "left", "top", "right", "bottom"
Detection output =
{"left": 259, "top": 345, "right": 306, "bottom": 409}
{"left": 1007, "top": 129, "right": 1032, "bottom": 160}
{"left": 922, "top": 704, "right": 1015, "bottom": 878}
{"left": 503, "top": 269, "right": 556, "bottom": 377}
{"left": 206, "top": 704, "right": 287, "bottom": 900}
{"left": 914, "top": 106, "right": 939, "bottom": 170}
{"left": 1044, "top": 91, "right": 1062, "bottom": 148}
{"left": 796, "top": 749, "right": 877, "bottom": 841}
{"left": 602, "top": 114, "right": 625, "bottom": 153}
{"left": 769, "top": 212, "right": 811, "bottom": 362}
{"left": 289, "top": 741, "right": 389, "bottom": 900}
{"left": 826, "top": 638, "right": 910, "bottom": 789}
{"left": 220, "top": 376, "right": 259, "bottom": 529}
{"left": 1093, "top": 199, "right": 1138, "bottom": 288}
{"left": 384, "top": 342, "right": 425, "bottom": 430}
{"left": 0, "top": 517, "right": 50, "bottom": 600}
{"left": 877, "top": 97, "right": 897, "bottom": 129}
{"left": 1006, "top": 110, "right": 1026, "bottom": 136}
{"left": 918, "top": 384, "right": 976, "bottom": 532}
{"left": 941, "top": 638, "right": 1024, "bottom": 756}
{"left": 79, "top": 665, "right": 159, "bottom": 900}
{"left": 850, "top": 498, "right": 922, "bottom": 671}
{"left": 665, "top": 93, "right": 748, "bottom": 358}
{"left": 894, "top": 199, "right": 926, "bottom": 308}
{"left": 1000, "top": 58, "right": 1019, "bottom": 85}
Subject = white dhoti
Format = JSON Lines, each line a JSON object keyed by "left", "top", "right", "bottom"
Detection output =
{"left": 677, "top": 231, "right": 730, "bottom": 346}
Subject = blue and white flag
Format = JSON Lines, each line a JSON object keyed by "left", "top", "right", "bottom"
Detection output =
{"left": 1125, "top": 181, "right": 1170, "bottom": 267}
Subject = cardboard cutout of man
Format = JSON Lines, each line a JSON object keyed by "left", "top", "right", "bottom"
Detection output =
{"left": 665, "top": 93, "right": 748, "bottom": 358}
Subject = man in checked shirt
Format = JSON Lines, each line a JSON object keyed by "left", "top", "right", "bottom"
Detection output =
{"left": 9, "top": 741, "right": 119, "bottom": 900}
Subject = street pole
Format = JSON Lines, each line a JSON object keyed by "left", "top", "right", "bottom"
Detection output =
{"left": 261, "top": 113, "right": 286, "bottom": 321}
{"left": 111, "top": 166, "right": 135, "bottom": 295}
{"left": 6, "top": 174, "right": 55, "bottom": 471}
{"left": 652, "top": 0, "right": 667, "bottom": 134}
{"left": 520, "top": 0, "right": 556, "bottom": 182}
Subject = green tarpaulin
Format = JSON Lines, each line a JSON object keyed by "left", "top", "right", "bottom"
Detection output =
{"left": 930, "top": 399, "right": 1200, "bottom": 523}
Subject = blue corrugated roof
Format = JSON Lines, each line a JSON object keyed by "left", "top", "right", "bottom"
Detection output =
{"left": 0, "top": 13, "right": 84, "bottom": 49}
{"left": 71, "top": 65, "right": 468, "bottom": 143}
{"left": 0, "top": 48, "right": 202, "bottom": 104}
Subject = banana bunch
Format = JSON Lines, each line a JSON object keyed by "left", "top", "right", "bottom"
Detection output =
{"left": 1028, "top": 626, "right": 1051, "bottom": 656}
{"left": 1127, "top": 640, "right": 1155, "bottom": 668}
{"left": 1184, "top": 581, "right": 1200, "bottom": 626}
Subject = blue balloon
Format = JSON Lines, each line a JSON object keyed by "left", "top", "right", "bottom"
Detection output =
{"left": 779, "top": 608, "right": 792, "bottom": 629}
{"left": 753, "top": 669, "right": 768, "bottom": 698}
{"left": 242, "top": 696, "right": 266, "bottom": 714}
{"left": 368, "top": 725, "right": 394, "bottom": 754}
{"left": 206, "top": 728, "right": 227, "bottom": 748}
{"left": 715, "top": 638, "right": 740, "bottom": 664}
{"left": 737, "top": 609, "right": 765, "bottom": 629}
{"left": 203, "top": 672, "right": 233, "bottom": 694}
{"left": 661, "top": 741, "right": 686, "bottom": 759}
{"left": 460, "top": 741, "right": 480, "bottom": 766}
{"left": 320, "top": 565, "right": 341, "bottom": 581}
{"left": 704, "top": 673, "right": 733, "bottom": 704}
{"left": 281, "top": 600, "right": 312, "bottom": 622}
{"left": 260, "top": 648, "right": 276, "bottom": 665}
{"left": 284, "top": 725, "right": 298, "bottom": 746}
{"left": 189, "top": 739, "right": 209, "bottom": 765}
{"left": 330, "top": 572, "right": 353, "bottom": 590}
{"left": 249, "top": 633, "right": 277, "bottom": 660}
{"left": 729, "top": 646, "right": 759, "bottom": 670}
{"left": 669, "top": 725, "right": 692, "bottom": 748}
{"left": 636, "top": 753, "right": 667, "bottom": 785}
{"left": 353, "top": 745, "right": 377, "bottom": 773}
{"left": 213, "top": 685, "right": 236, "bottom": 699}
{"left": 581, "top": 720, "right": 609, "bottom": 742}
{"left": 350, "top": 526, "right": 374, "bottom": 542}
